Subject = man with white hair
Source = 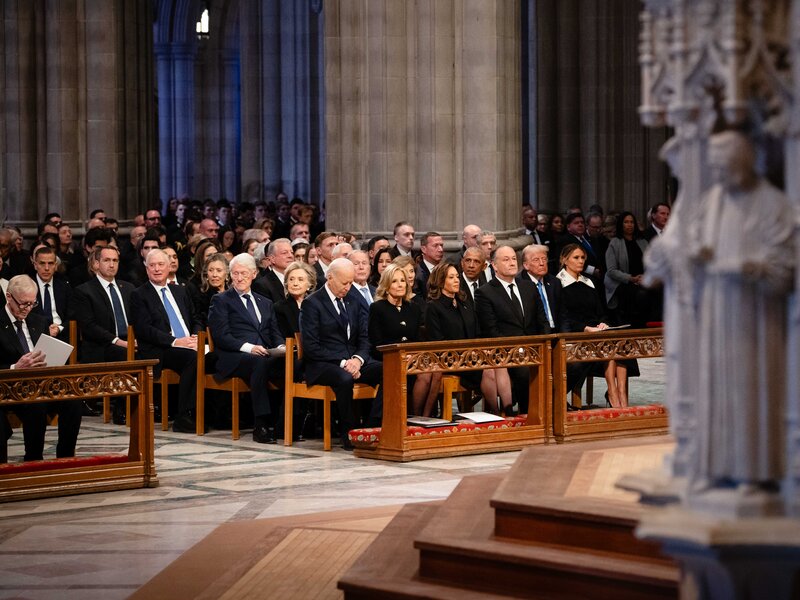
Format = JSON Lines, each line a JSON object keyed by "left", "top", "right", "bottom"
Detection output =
{"left": 457, "top": 224, "right": 482, "bottom": 260}
{"left": 208, "top": 253, "right": 286, "bottom": 444}
{"left": 299, "top": 258, "right": 383, "bottom": 450}
{"left": 130, "top": 249, "right": 200, "bottom": 433}
{"left": 346, "top": 250, "right": 375, "bottom": 315}
{"left": 0, "top": 275, "right": 81, "bottom": 463}
{"left": 253, "top": 238, "right": 293, "bottom": 303}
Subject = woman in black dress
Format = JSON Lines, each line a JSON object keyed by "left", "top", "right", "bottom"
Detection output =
{"left": 425, "top": 263, "right": 512, "bottom": 414}
{"left": 368, "top": 247, "right": 393, "bottom": 287}
{"left": 557, "top": 243, "right": 629, "bottom": 407}
{"left": 186, "top": 252, "right": 229, "bottom": 329}
{"left": 274, "top": 261, "right": 316, "bottom": 339}
{"left": 368, "top": 263, "right": 431, "bottom": 414}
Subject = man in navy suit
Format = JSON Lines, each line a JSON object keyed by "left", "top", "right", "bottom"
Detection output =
{"left": 345, "top": 250, "right": 375, "bottom": 318}
{"left": 459, "top": 247, "right": 487, "bottom": 309}
{"left": 73, "top": 246, "right": 136, "bottom": 423}
{"left": 130, "top": 249, "right": 200, "bottom": 433}
{"left": 517, "top": 244, "right": 560, "bottom": 332}
{"left": 208, "top": 253, "right": 286, "bottom": 444}
{"left": 299, "top": 258, "right": 382, "bottom": 450}
{"left": 31, "top": 245, "right": 72, "bottom": 343}
{"left": 252, "top": 238, "right": 293, "bottom": 303}
{"left": 475, "top": 246, "right": 550, "bottom": 414}
{"left": 414, "top": 231, "right": 444, "bottom": 295}
{"left": 0, "top": 275, "right": 81, "bottom": 463}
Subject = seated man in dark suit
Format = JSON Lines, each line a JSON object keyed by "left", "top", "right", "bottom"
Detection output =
{"left": 31, "top": 245, "right": 72, "bottom": 343}
{"left": 475, "top": 245, "right": 550, "bottom": 414}
{"left": 208, "top": 253, "right": 286, "bottom": 444}
{"left": 252, "top": 238, "right": 293, "bottom": 303}
{"left": 299, "top": 258, "right": 383, "bottom": 450}
{"left": 459, "top": 246, "right": 487, "bottom": 309}
{"left": 130, "top": 249, "right": 200, "bottom": 433}
{"left": 0, "top": 275, "right": 81, "bottom": 463}
{"left": 517, "top": 244, "right": 560, "bottom": 332}
{"left": 73, "top": 246, "right": 136, "bottom": 424}
{"left": 345, "top": 250, "right": 375, "bottom": 318}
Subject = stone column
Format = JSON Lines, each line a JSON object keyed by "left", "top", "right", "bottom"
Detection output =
{"left": 221, "top": 49, "right": 241, "bottom": 202}
{"left": 325, "top": 0, "right": 522, "bottom": 240}
{"left": 1, "top": 0, "right": 156, "bottom": 225}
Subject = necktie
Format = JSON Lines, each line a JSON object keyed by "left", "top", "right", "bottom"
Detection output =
{"left": 43, "top": 283, "right": 53, "bottom": 324}
{"left": 108, "top": 284, "right": 128, "bottom": 339}
{"left": 335, "top": 298, "right": 349, "bottom": 332}
{"left": 160, "top": 287, "right": 187, "bottom": 338}
{"left": 580, "top": 237, "right": 595, "bottom": 257}
{"left": 360, "top": 287, "right": 372, "bottom": 305}
{"left": 508, "top": 283, "right": 524, "bottom": 319}
{"left": 15, "top": 320, "right": 29, "bottom": 353}
{"left": 537, "top": 280, "right": 554, "bottom": 327}
{"left": 243, "top": 293, "right": 260, "bottom": 325}
{"left": 472, "top": 281, "right": 478, "bottom": 297}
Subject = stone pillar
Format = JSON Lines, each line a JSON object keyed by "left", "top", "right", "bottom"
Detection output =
{"left": 1, "top": 0, "right": 156, "bottom": 225}
{"left": 221, "top": 49, "right": 241, "bottom": 202}
{"left": 324, "top": 0, "right": 522, "bottom": 239}
{"left": 239, "top": 0, "right": 281, "bottom": 201}
{"left": 156, "top": 43, "right": 175, "bottom": 204}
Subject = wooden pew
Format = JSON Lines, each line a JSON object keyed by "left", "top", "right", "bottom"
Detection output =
{"left": 552, "top": 328, "right": 667, "bottom": 443}
{"left": 359, "top": 335, "right": 554, "bottom": 461}
{"left": 0, "top": 359, "right": 159, "bottom": 502}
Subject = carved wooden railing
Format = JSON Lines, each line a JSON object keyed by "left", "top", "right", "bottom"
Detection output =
{"left": 0, "top": 360, "right": 159, "bottom": 502}
{"left": 373, "top": 335, "right": 553, "bottom": 460}
{"left": 552, "top": 328, "right": 666, "bottom": 441}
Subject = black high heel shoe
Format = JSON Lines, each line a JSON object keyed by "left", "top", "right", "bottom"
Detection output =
{"left": 605, "top": 391, "right": 612, "bottom": 408}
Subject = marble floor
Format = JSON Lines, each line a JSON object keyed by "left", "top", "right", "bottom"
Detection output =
{"left": 0, "top": 359, "right": 665, "bottom": 599}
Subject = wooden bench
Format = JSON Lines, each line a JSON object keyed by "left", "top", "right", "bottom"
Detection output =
{"left": 283, "top": 334, "right": 379, "bottom": 451}
{"left": 0, "top": 359, "right": 159, "bottom": 502}
{"left": 358, "top": 335, "right": 554, "bottom": 461}
{"left": 552, "top": 328, "right": 667, "bottom": 442}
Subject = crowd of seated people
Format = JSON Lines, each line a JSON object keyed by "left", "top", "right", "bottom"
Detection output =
{"left": 0, "top": 197, "right": 668, "bottom": 457}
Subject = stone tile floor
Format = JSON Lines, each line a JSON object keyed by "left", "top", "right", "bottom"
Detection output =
{"left": 0, "top": 358, "right": 665, "bottom": 599}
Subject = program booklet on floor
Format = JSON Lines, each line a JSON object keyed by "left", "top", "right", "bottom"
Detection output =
{"left": 454, "top": 411, "right": 506, "bottom": 424}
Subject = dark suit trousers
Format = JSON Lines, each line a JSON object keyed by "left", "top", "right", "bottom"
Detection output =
{"left": 161, "top": 347, "right": 198, "bottom": 418}
{"left": 310, "top": 360, "right": 383, "bottom": 435}
{"left": 222, "top": 354, "right": 285, "bottom": 418}
{"left": 12, "top": 401, "right": 82, "bottom": 462}
{"left": 509, "top": 367, "right": 530, "bottom": 414}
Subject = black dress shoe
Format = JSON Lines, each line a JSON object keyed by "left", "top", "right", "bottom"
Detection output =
{"left": 112, "top": 411, "right": 126, "bottom": 425}
{"left": 342, "top": 438, "right": 355, "bottom": 451}
{"left": 82, "top": 401, "right": 102, "bottom": 417}
{"left": 253, "top": 425, "right": 277, "bottom": 444}
{"left": 172, "top": 415, "right": 197, "bottom": 433}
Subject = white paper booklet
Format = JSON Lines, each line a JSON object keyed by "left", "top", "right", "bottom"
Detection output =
{"left": 32, "top": 334, "right": 74, "bottom": 367}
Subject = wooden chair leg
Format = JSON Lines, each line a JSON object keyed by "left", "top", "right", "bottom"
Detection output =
{"left": 323, "top": 400, "right": 331, "bottom": 451}
{"left": 231, "top": 383, "right": 239, "bottom": 440}
{"left": 195, "top": 383, "right": 204, "bottom": 436}
{"left": 103, "top": 396, "right": 111, "bottom": 423}
{"left": 126, "top": 397, "right": 131, "bottom": 428}
{"left": 284, "top": 395, "right": 294, "bottom": 447}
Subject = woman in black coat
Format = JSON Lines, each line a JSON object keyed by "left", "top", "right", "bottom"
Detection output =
{"left": 367, "top": 263, "right": 431, "bottom": 414}
{"left": 425, "top": 262, "right": 512, "bottom": 414}
{"left": 185, "top": 253, "right": 229, "bottom": 329}
{"left": 557, "top": 243, "right": 629, "bottom": 407}
{"left": 274, "top": 261, "right": 317, "bottom": 339}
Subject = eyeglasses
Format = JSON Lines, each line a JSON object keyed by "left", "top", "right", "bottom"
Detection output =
{"left": 8, "top": 293, "right": 38, "bottom": 310}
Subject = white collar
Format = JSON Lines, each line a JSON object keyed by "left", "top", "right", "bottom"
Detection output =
{"left": 556, "top": 269, "right": 594, "bottom": 289}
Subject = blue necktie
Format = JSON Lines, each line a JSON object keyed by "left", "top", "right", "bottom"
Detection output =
{"left": 243, "top": 293, "right": 260, "bottom": 325}
{"left": 42, "top": 283, "right": 53, "bottom": 324}
{"left": 160, "top": 287, "right": 187, "bottom": 338}
{"left": 15, "top": 321, "right": 29, "bottom": 353}
{"left": 108, "top": 283, "right": 128, "bottom": 339}
{"left": 537, "top": 280, "right": 553, "bottom": 327}
{"left": 580, "top": 237, "right": 595, "bottom": 257}
{"left": 360, "top": 287, "right": 372, "bottom": 305}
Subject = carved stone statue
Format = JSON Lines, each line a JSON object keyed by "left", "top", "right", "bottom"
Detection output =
{"left": 689, "top": 131, "right": 795, "bottom": 494}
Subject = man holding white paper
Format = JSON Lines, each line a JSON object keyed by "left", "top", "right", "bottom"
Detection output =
{"left": 0, "top": 275, "right": 81, "bottom": 463}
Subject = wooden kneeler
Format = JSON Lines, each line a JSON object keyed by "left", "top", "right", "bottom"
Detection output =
{"left": 283, "top": 334, "right": 379, "bottom": 451}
